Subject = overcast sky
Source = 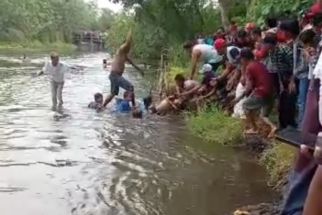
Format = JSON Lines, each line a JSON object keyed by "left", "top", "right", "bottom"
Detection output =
{"left": 96, "top": 0, "right": 123, "bottom": 12}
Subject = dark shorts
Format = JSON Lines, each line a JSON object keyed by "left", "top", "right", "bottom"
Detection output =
{"left": 109, "top": 72, "right": 134, "bottom": 95}
{"left": 243, "top": 95, "right": 274, "bottom": 117}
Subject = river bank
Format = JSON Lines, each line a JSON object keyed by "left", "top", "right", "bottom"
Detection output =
{"left": 163, "top": 66, "right": 296, "bottom": 214}
{"left": 0, "top": 41, "right": 77, "bottom": 55}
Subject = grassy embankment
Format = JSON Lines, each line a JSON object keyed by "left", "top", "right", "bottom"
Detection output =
{"left": 0, "top": 41, "right": 77, "bottom": 55}
{"left": 0, "top": 41, "right": 77, "bottom": 68}
{"left": 166, "top": 66, "right": 296, "bottom": 188}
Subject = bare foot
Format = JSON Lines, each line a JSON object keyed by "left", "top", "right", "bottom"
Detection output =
{"left": 267, "top": 127, "right": 277, "bottom": 139}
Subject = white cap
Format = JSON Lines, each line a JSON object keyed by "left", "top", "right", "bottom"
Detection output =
{"left": 199, "top": 64, "right": 212, "bottom": 74}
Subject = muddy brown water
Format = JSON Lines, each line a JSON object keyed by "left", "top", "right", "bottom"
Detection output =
{"left": 0, "top": 53, "right": 276, "bottom": 215}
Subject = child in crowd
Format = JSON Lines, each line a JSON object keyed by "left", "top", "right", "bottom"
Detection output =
{"left": 88, "top": 93, "right": 104, "bottom": 110}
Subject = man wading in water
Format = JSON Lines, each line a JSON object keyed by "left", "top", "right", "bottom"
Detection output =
{"left": 103, "top": 30, "right": 144, "bottom": 109}
{"left": 39, "top": 52, "right": 68, "bottom": 112}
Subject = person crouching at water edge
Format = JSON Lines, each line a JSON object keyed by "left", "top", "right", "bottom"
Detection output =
{"left": 150, "top": 74, "right": 200, "bottom": 115}
{"left": 38, "top": 52, "right": 68, "bottom": 112}
{"left": 102, "top": 29, "right": 144, "bottom": 109}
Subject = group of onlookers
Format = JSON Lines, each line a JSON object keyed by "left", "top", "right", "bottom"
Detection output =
{"left": 152, "top": 1, "right": 322, "bottom": 214}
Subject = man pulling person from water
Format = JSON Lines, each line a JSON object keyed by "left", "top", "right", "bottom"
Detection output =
{"left": 102, "top": 30, "right": 144, "bottom": 109}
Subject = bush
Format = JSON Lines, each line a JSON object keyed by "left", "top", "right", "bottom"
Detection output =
{"left": 187, "top": 106, "right": 243, "bottom": 145}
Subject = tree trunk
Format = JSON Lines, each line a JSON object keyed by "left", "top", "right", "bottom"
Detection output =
{"left": 217, "top": 0, "right": 230, "bottom": 30}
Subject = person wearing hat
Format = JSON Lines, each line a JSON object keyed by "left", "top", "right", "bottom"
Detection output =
{"left": 183, "top": 40, "right": 223, "bottom": 80}
{"left": 39, "top": 52, "right": 68, "bottom": 111}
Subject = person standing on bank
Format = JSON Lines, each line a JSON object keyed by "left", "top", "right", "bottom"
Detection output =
{"left": 103, "top": 30, "right": 144, "bottom": 109}
{"left": 38, "top": 52, "right": 68, "bottom": 112}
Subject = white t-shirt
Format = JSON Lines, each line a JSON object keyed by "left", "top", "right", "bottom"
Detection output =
{"left": 193, "top": 44, "right": 223, "bottom": 64}
{"left": 42, "top": 62, "right": 68, "bottom": 83}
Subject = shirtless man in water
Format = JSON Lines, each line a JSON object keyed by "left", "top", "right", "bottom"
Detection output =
{"left": 103, "top": 30, "right": 143, "bottom": 108}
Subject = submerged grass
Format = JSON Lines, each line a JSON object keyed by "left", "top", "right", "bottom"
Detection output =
{"left": 187, "top": 106, "right": 243, "bottom": 145}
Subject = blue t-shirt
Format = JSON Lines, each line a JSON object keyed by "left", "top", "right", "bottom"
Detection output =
{"left": 116, "top": 99, "right": 131, "bottom": 113}
{"left": 114, "top": 98, "right": 146, "bottom": 115}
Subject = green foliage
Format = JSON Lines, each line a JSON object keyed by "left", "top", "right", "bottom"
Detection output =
{"left": 260, "top": 142, "right": 296, "bottom": 189}
{"left": 187, "top": 106, "right": 243, "bottom": 145}
{"left": 0, "top": 0, "right": 107, "bottom": 43}
{"left": 107, "top": 0, "right": 221, "bottom": 62}
{"left": 0, "top": 41, "right": 76, "bottom": 55}
{"left": 246, "top": 0, "right": 314, "bottom": 26}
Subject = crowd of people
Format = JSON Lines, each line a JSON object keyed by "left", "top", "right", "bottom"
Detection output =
{"left": 38, "top": 1, "right": 322, "bottom": 213}
{"left": 153, "top": 1, "right": 322, "bottom": 214}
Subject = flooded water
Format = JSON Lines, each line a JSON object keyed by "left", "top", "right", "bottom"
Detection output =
{"left": 0, "top": 53, "right": 276, "bottom": 215}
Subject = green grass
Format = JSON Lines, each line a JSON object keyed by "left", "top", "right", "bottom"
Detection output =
{"left": 260, "top": 142, "right": 296, "bottom": 189}
{"left": 0, "top": 41, "right": 77, "bottom": 55}
{"left": 187, "top": 106, "right": 243, "bottom": 145}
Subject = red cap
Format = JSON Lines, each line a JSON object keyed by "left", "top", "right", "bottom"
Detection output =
{"left": 311, "top": 3, "right": 321, "bottom": 16}
{"left": 245, "top": 23, "right": 256, "bottom": 32}
{"left": 214, "top": 38, "right": 226, "bottom": 50}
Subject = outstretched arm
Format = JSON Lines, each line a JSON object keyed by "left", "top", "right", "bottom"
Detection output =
{"left": 119, "top": 30, "right": 133, "bottom": 54}
{"left": 127, "top": 57, "right": 144, "bottom": 76}
{"left": 180, "top": 85, "right": 200, "bottom": 97}
{"left": 38, "top": 63, "right": 47, "bottom": 76}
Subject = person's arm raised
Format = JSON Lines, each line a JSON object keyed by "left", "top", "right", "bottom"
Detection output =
{"left": 119, "top": 30, "right": 133, "bottom": 54}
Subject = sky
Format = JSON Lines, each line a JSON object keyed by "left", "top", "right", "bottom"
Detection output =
{"left": 96, "top": 0, "right": 123, "bottom": 12}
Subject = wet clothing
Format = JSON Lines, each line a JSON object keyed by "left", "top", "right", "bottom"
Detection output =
{"left": 51, "top": 81, "right": 64, "bottom": 108}
{"left": 42, "top": 62, "right": 67, "bottom": 83}
{"left": 88, "top": 102, "right": 101, "bottom": 109}
{"left": 109, "top": 72, "right": 134, "bottom": 96}
{"left": 116, "top": 99, "right": 131, "bottom": 112}
{"left": 42, "top": 62, "right": 67, "bottom": 109}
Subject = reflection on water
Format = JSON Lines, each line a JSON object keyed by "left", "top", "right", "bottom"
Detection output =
{"left": 0, "top": 53, "right": 275, "bottom": 215}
